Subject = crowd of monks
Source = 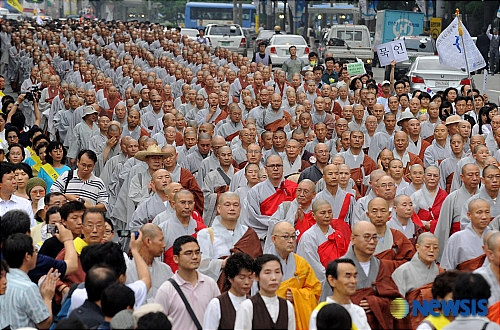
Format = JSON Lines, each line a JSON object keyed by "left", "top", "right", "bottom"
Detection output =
{"left": 2, "top": 16, "right": 500, "bottom": 330}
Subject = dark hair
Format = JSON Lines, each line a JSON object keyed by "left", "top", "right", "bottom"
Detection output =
{"left": 60, "top": 201, "right": 86, "bottom": 221}
{"left": 172, "top": 235, "right": 199, "bottom": 255}
{"left": 80, "top": 242, "right": 127, "bottom": 275}
{"left": 32, "top": 134, "right": 49, "bottom": 148}
{"left": 0, "top": 258, "right": 9, "bottom": 274}
{"left": 394, "top": 80, "right": 406, "bottom": 89}
{"left": 35, "top": 141, "right": 49, "bottom": 156}
{"left": 14, "top": 162, "right": 33, "bottom": 178}
{"left": 254, "top": 254, "right": 282, "bottom": 277}
{"left": 45, "top": 206, "right": 61, "bottom": 224}
{"left": 455, "top": 96, "right": 467, "bottom": 104}
{"left": 0, "top": 210, "right": 31, "bottom": 243}
{"left": 7, "top": 143, "right": 26, "bottom": 163}
{"left": 54, "top": 318, "right": 88, "bottom": 329}
{"left": 27, "top": 127, "right": 43, "bottom": 143}
{"left": 313, "top": 66, "right": 323, "bottom": 73}
{"left": 224, "top": 252, "right": 254, "bottom": 281}
{"left": 444, "top": 87, "right": 458, "bottom": 101}
{"left": 82, "top": 208, "right": 105, "bottom": 224}
{"left": 316, "top": 303, "right": 352, "bottom": 330}
{"left": 77, "top": 149, "right": 97, "bottom": 163}
{"left": 85, "top": 265, "right": 117, "bottom": 302}
{"left": 432, "top": 270, "right": 460, "bottom": 299}
{"left": 105, "top": 217, "right": 114, "bottom": 232}
{"left": 45, "top": 141, "right": 67, "bottom": 165}
{"left": 478, "top": 106, "right": 492, "bottom": 134}
{"left": 325, "top": 258, "right": 356, "bottom": 280}
{"left": 325, "top": 57, "right": 335, "bottom": 64}
{"left": 418, "top": 92, "right": 431, "bottom": 101}
{"left": 137, "top": 312, "right": 172, "bottom": 330}
{"left": 44, "top": 191, "right": 66, "bottom": 206}
{"left": 349, "top": 77, "right": 361, "bottom": 91}
{"left": 439, "top": 101, "right": 453, "bottom": 121}
{"left": 5, "top": 126, "right": 20, "bottom": 140}
{"left": 0, "top": 162, "right": 15, "bottom": 183}
{"left": 2, "top": 233, "right": 34, "bottom": 268}
{"left": 101, "top": 283, "right": 135, "bottom": 317}
{"left": 10, "top": 111, "right": 26, "bottom": 131}
{"left": 431, "top": 93, "right": 443, "bottom": 103}
{"left": 453, "top": 273, "right": 491, "bottom": 309}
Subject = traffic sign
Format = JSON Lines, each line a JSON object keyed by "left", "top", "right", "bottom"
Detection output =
{"left": 430, "top": 17, "right": 442, "bottom": 40}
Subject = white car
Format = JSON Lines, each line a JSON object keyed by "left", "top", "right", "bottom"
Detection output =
{"left": 265, "top": 34, "right": 310, "bottom": 67}
{"left": 205, "top": 24, "right": 247, "bottom": 56}
{"left": 180, "top": 28, "right": 199, "bottom": 41}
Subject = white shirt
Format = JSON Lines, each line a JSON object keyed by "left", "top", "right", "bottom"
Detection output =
{"left": 0, "top": 194, "right": 35, "bottom": 227}
{"left": 309, "top": 297, "right": 371, "bottom": 330}
{"left": 203, "top": 291, "right": 247, "bottom": 330}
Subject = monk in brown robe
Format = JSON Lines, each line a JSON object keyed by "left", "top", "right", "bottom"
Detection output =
{"left": 368, "top": 197, "right": 416, "bottom": 273}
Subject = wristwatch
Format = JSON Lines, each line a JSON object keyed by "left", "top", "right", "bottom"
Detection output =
{"left": 77, "top": 198, "right": 85, "bottom": 204}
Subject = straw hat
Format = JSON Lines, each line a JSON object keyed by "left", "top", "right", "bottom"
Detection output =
{"left": 134, "top": 144, "right": 168, "bottom": 161}
{"left": 397, "top": 111, "right": 416, "bottom": 126}
{"left": 445, "top": 115, "right": 461, "bottom": 126}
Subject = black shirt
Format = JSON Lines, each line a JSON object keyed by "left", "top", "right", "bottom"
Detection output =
{"left": 38, "top": 236, "right": 65, "bottom": 259}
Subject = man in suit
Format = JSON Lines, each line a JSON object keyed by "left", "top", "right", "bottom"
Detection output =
{"left": 476, "top": 26, "right": 490, "bottom": 74}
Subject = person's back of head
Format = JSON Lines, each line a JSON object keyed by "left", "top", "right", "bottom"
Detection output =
{"left": 453, "top": 272, "right": 491, "bottom": 302}
{"left": 2, "top": 233, "right": 33, "bottom": 269}
{"left": 136, "top": 312, "right": 172, "bottom": 330}
{"left": 85, "top": 265, "right": 117, "bottom": 302}
{"left": 316, "top": 303, "right": 352, "bottom": 330}
{"left": 54, "top": 318, "right": 88, "bottom": 329}
{"left": 101, "top": 282, "right": 135, "bottom": 318}
{"left": 80, "top": 242, "right": 126, "bottom": 277}
{"left": 0, "top": 210, "right": 31, "bottom": 244}
{"left": 432, "top": 270, "right": 460, "bottom": 299}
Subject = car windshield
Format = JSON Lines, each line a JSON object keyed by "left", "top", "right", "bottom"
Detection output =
{"left": 272, "top": 36, "right": 306, "bottom": 46}
{"left": 181, "top": 29, "right": 198, "bottom": 37}
{"left": 208, "top": 26, "right": 242, "bottom": 36}
{"left": 416, "top": 59, "right": 464, "bottom": 71}
{"left": 258, "top": 31, "right": 274, "bottom": 40}
{"left": 403, "top": 38, "right": 435, "bottom": 52}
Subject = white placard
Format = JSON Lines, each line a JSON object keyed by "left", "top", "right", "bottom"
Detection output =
{"left": 376, "top": 40, "right": 409, "bottom": 67}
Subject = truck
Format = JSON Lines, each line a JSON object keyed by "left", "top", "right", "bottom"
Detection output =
{"left": 374, "top": 10, "right": 425, "bottom": 46}
{"left": 323, "top": 25, "right": 373, "bottom": 71}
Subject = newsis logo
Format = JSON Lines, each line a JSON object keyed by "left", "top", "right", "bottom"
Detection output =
{"left": 390, "top": 298, "right": 489, "bottom": 319}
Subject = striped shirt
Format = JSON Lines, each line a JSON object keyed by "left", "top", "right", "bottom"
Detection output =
{"left": 0, "top": 268, "right": 50, "bottom": 329}
{"left": 50, "top": 169, "right": 109, "bottom": 210}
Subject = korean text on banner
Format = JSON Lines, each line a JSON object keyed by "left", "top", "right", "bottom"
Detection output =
{"left": 376, "top": 40, "right": 409, "bottom": 67}
{"left": 7, "top": 0, "right": 23, "bottom": 13}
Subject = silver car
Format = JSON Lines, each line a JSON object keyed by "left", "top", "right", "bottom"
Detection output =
{"left": 407, "top": 56, "right": 473, "bottom": 93}
{"left": 265, "top": 34, "right": 310, "bottom": 67}
{"left": 205, "top": 24, "right": 247, "bottom": 56}
{"left": 180, "top": 28, "right": 199, "bottom": 41}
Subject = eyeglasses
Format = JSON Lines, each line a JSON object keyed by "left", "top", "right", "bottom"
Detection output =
{"left": 275, "top": 234, "right": 297, "bottom": 241}
{"left": 105, "top": 230, "right": 113, "bottom": 235}
{"left": 84, "top": 223, "right": 104, "bottom": 230}
{"left": 266, "top": 164, "right": 283, "bottom": 169}
{"left": 354, "top": 234, "right": 379, "bottom": 242}
{"left": 379, "top": 183, "right": 395, "bottom": 188}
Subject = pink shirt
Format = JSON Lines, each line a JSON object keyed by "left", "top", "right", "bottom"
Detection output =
{"left": 154, "top": 271, "right": 220, "bottom": 330}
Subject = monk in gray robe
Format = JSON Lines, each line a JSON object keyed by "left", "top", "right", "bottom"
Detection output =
{"left": 195, "top": 135, "right": 226, "bottom": 188}
{"left": 202, "top": 146, "right": 237, "bottom": 226}
{"left": 435, "top": 163, "right": 480, "bottom": 261}
{"left": 441, "top": 199, "right": 491, "bottom": 271}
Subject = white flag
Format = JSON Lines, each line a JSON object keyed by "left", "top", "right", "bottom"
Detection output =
{"left": 436, "top": 17, "right": 486, "bottom": 72}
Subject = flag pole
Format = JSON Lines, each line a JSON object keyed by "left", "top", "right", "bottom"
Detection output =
{"left": 456, "top": 8, "right": 477, "bottom": 116}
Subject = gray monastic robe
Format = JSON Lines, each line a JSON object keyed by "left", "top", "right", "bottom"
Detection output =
{"left": 440, "top": 223, "right": 489, "bottom": 270}
{"left": 130, "top": 193, "right": 168, "bottom": 231}
{"left": 435, "top": 184, "right": 479, "bottom": 261}
{"left": 297, "top": 224, "right": 332, "bottom": 283}
{"left": 313, "top": 188, "right": 354, "bottom": 226}
{"left": 391, "top": 253, "right": 440, "bottom": 296}
{"left": 202, "top": 166, "right": 236, "bottom": 226}
{"left": 460, "top": 187, "right": 500, "bottom": 229}
{"left": 474, "top": 265, "right": 500, "bottom": 307}
{"left": 387, "top": 216, "right": 416, "bottom": 239}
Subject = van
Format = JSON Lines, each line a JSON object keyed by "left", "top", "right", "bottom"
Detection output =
{"left": 324, "top": 25, "right": 373, "bottom": 70}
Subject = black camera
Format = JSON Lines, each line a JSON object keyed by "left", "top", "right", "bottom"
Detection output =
{"left": 26, "top": 85, "right": 41, "bottom": 102}
{"left": 117, "top": 230, "right": 139, "bottom": 238}
{"left": 47, "top": 224, "right": 59, "bottom": 235}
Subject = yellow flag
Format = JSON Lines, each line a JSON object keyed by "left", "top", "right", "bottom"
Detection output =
{"left": 7, "top": 0, "right": 23, "bottom": 13}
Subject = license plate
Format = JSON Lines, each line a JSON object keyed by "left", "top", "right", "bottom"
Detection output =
{"left": 435, "top": 81, "right": 449, "bottom": 87}
{"left": 221, "top": 41, "right": 230, "bottom": 46}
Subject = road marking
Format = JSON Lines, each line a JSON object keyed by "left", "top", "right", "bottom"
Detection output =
{"left": 487, "top": 90, "right": 500, "bottom": 93}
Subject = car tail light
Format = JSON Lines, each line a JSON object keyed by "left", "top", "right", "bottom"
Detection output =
{"left": 305, "top": 47, "right": 310, "bottom": 54}
{"left": 460, "top": 78, "right": 472, "bottom": 85}
{"left": 411, "top": 76, "right": 424, "bottom": 83}
{"left": 434, "top": 51, "right": 438, "bottom": 55}
{"left": 240, "top": 38, "right": 246, "bottom": 47}
{"left": 270, "top": 47, "right": 276, "bottom": 54}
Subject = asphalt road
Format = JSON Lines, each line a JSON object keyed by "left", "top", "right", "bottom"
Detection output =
{"left": 371, "top": 66, "right": 500, "bottom": 105}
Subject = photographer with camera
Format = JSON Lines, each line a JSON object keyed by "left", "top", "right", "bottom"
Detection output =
{"left": 5, "top": 93, "right": 41, "bottom": 148}
{"left": 19, "top": 67, "right": 42, "bottom": 127}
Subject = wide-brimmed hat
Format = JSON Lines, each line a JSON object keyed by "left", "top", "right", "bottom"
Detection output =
{"left": 397, "top": 111, "right": 415, "bottom": 126}
{"left": 445, "top": 115, "right": 461, "bottom": 125}
{"left": 134, "top": 144, "right": 169, "bottom": 161}
{"left": 82, "top": 105, "right": 98, "bottom": 118}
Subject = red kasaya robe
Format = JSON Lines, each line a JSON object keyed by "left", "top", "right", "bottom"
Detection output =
{"left": 163, "top": 219, "right": 206, "bottom": 272}
{"left": 180, "top": 168, "right": 204, "bottom": 215}
{"left": 260, "top": 180, "right": 297, "bottom": 216}
{"left": 457, "top": 253, "right": 487, "bottom": 272}
{"left": 419, "top": 188, "right": 448, "bottom": 233}
{"left": 350, "top": 155, "right": 377, "bottom": 196}
{"left": 318, "top": 219, "right": 352, "bottom": 268}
